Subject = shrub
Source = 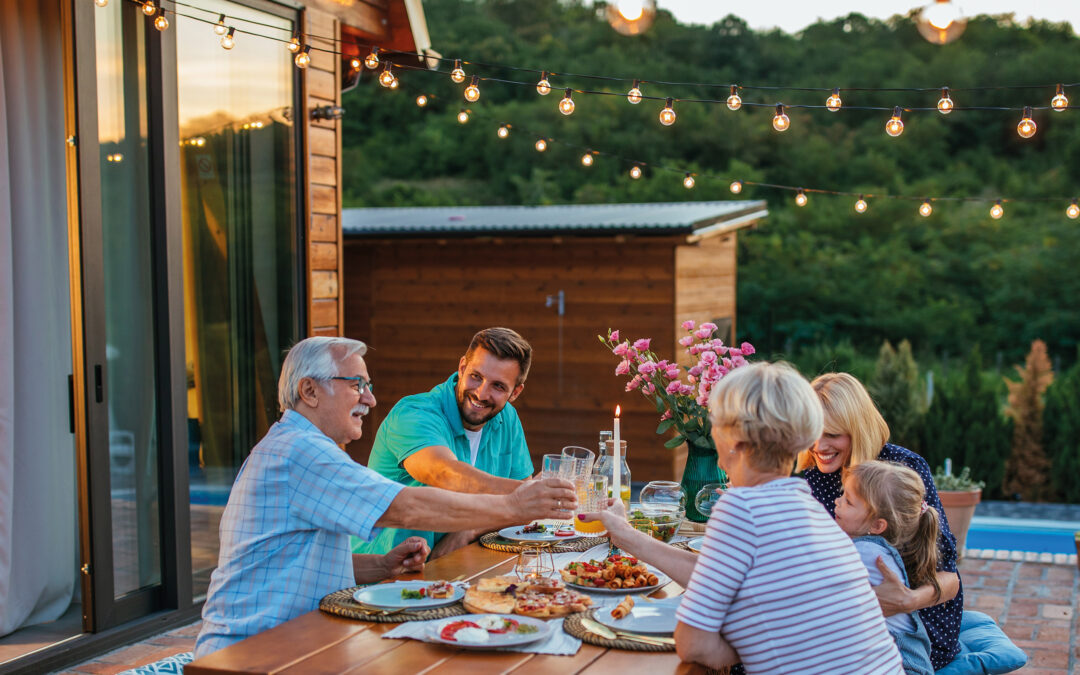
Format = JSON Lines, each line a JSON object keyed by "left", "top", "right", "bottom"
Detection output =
{"left": 1042, "top": 348, "right": 1080, "bottom": 502}
{"left": 869, "top": 340, "right": 925, "bottom": 452}
{"left": 1003, "top": 340, "right": 1054, "bottom": 501}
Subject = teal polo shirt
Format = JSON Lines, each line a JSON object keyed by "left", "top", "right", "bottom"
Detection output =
{"left": 353, "top": 372, "right": 534, "bottom": 556}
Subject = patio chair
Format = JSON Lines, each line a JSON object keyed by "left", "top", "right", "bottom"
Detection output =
{"left": 935, "top": 611, "right": 1027, "bottom": 675}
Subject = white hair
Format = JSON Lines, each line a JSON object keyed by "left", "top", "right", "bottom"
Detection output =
{"left": 278, "top": 336, "right": 367, "bottom": 412}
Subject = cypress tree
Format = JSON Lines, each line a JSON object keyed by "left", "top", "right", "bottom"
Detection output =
{"left": 1003, "top": 340, "right": 1054, "bottom": 501}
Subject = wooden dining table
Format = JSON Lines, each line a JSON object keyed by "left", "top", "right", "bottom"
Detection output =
{"left": 185, "top": 540, "right": 712, "bottom": 675}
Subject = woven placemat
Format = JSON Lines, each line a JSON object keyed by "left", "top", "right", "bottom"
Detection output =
{"left": 562, "top": 611, "right": 674, "bottom": 652}
{"left": 479, "top": 532, "right": 608, "bottom": 553}
{"left": 669, "top": 540, "right": 693, "bottom": 552}
{"left": 319, "top": 586, "right": 467, "bottom": 623}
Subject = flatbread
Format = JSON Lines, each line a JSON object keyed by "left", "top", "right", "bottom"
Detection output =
{"left": 463, "top": 588, "right": 517, "bottom": 614}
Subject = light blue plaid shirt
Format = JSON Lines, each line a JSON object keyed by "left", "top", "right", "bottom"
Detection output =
{"left": 195, "top": 410, "right": 404, "bottom": 657}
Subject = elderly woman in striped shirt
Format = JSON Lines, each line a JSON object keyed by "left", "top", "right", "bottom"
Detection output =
{"left": 582, "top": 362, "right": 903, "bottom": 674}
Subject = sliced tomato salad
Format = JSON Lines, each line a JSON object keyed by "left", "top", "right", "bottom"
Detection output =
{"left": 553, "top": 528, "right": 576, "bottom": 537}
{"left": 439, "top": 620, "right": 482, "bottom": 642}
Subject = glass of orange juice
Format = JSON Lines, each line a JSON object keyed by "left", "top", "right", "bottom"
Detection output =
{"left": 574, "top": 475, "right": 609, "bottom": 537}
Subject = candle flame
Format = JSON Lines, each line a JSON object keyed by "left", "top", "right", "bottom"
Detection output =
{"left": 615, "top": 405, "right": 621, "bottom": 418}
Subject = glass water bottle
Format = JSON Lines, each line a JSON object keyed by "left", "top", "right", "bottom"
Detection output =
{"left": 594, "top": 434, "right": 631, "bottom": 511}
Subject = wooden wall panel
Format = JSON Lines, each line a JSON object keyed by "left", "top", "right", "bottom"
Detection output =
{"left": 310, "top": 214, "right": 337, "bottom": 242}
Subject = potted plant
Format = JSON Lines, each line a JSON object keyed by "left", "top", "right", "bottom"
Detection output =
{"left": 933, "top": 463, "right": 985, "bottom": 558}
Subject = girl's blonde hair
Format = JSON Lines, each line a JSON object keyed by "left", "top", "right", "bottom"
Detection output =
{"left": 795, "top": 372, "right": 890, "bottom": 472}
{"left": 847, "top": 461, "right": 942, "bottom": 601}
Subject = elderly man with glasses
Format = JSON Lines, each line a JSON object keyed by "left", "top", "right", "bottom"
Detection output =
{"left": 195, "top": 337, "right": 575, "bottom": 657}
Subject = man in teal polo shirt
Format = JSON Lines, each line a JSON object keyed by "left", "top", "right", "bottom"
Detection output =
{"left": 356, "top": 327, "right": 536, "bottom": 559}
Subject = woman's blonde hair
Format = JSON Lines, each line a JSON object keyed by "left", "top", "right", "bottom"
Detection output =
{"left": 708, "top": 362, "right": 824, "bottom": 475}
{"left": 795, "top": 372, "right": 890, "bottom": 472}
{"left": 846, "top": 461, "right": 942, "bottom": 601}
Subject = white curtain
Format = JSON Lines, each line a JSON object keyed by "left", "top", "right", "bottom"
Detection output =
{"left": 0, "top": 0, "right": 77, "bottom": 636}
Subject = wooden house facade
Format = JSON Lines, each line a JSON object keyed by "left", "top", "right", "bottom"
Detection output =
{"left": 342, "top": 202, "right": 767, "bottom": 481}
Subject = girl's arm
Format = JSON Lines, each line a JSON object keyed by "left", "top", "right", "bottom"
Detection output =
{"left": 873, "top": 558, "right": 960, "bottom": 616}
{"left": 674, "top": 622, "right": 739, "bottom": 669}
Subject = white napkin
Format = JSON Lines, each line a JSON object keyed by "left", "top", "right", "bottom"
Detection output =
{"left": 382, "top": 617, "right": 581, "bottom": 656}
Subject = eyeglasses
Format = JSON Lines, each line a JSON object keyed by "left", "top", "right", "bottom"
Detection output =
{"left": 330, "top": 376, "right": 374, "bottom": 396}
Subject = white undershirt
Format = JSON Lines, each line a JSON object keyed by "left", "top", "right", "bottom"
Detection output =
{"left": 464, "top": 428, "right": 483, "bottom": 466}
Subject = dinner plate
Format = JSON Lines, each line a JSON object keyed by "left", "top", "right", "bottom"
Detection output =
{"left": 498, "top": 524, "right": 580, "bottom": 543}
{"left": 686, "top": 536, "right": 704, "bottom": 553}
{"left": 595, "top": 596, "right": 682, "bottom": 635}
{"left": 352, "top": 580, "right": 465, "bottom": 610}
{"left": 564, "top": 566, "right": 671, "bottom": 595}
{"left": 426, "top": 614, "right": 552, "bottom": 648}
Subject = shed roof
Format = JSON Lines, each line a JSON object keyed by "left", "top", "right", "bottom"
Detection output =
{"left": 342, "top": 201, "right": 768, "bottom": 239}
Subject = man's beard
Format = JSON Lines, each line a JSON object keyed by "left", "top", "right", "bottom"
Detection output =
{"left": 456, "top": 388, "right": 500, "bottom": 427}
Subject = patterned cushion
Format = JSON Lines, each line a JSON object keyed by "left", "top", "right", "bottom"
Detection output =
{"left": 117, "top": 651, "right": 194, "bottom": 675}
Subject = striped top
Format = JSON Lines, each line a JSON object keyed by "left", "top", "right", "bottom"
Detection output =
{"left": 676, "top": 477, "right": 903, "bottom": 674}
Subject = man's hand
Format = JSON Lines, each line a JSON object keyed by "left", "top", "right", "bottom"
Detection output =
{"left": 382, "top": 536, "right": 430, "bottom": 578}
{"left": 507, "top": 478, "right": 576, "bottom": 523}
{"left": 430, "top": 529, "right": 480, "bottom": 560}
{"left": 873, "top": 555, "right": 914, "bottom": 616}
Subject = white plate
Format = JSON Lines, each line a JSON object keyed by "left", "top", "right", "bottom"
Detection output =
{"left": 498, "top": 524, "right": 580, "bottom": 543}
{"left": 352, "top": 581, "right": 465, "bottom": 610}
{"left": 686, "top": 537, "right": 704, "bottom": 553}
{"left": 595, "top": 596, "right": 682, "bottom": 635}
{"left": 426, "top": 614, "right": 552, "bottom": 648}
{"left": 564, "top": 566, "right": 671, "bottom": 595}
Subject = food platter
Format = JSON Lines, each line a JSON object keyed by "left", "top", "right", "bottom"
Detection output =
{"left": 686, "top": 536, "right": 704, "bottom": 553}
{"left": 560, "top": 554, "right": 670, "bottom": 595}
{"left": 497, "top": 523, "right": 580, "bottom": 543}
{"left": 426, "top": 614, "right": 552, "bottom": 648}
{"left": 352, "top": 580, "right": 464, "bottom": 610}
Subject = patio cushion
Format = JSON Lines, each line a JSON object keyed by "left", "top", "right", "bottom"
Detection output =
{"left": 117, "top": 651, "right": 193, "bottom": 675}
{"left": 935, "top": 611, "right": 1027, "bottom": 675}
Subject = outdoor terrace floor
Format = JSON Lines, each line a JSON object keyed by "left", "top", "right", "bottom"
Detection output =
{"left": 52, "top": 556, "right": 1078, "bottom": 675}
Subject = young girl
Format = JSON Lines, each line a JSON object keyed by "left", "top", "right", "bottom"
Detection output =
{"left": 834, "top": 460, "right": 939, "bottom": 675}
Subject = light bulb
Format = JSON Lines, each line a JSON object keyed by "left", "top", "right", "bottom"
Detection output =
{"left": 457, "top": 109, "right": 469, "bottom": 124}
{"left": 606, "top": 0, "right": 656, "bottom": 36}
{"left": 214, "top": 14, "right": 227, "bottom": 36}
{"left": 450, "top": 59, "right": 465, "bottom": 84}
{"left": 1017, "top": 106, "right": 1037, "bottom": 139}
{"left": 94, "top": 0, "right": 108, "bottom": 7}
{"left": 990, "top": 201, "right": 1004, "bottom": 219}
{"left": 1052, "top": 84, "right": 1068, "bottom": 112}
{"left": 497, "top": 125, "right": 510, "bottom": 138}
{"left": 917, "top": 0, "right": 967, "bottom": 44}
{"left": 153, "top": 9, "right": 168, "bottom": 31}
{"left": 617, "top": 0, "right": 645, "bottom": 20}
{"left": 683, "top": 174, "right": 695, "bottom": 189}
{"left": 938, "top": 87, "right": 954, "bottom": 114}
{"left": 416, "top": 94, "right": 428, "bottom": 107}
{"left": 919, "top": 200, "right": 933, "bottom": 217}
{"left": 772, "top": 103, "right": 789, "bottom": 132}
{"left": 364, "top": 48, "right": 379, "bottom": 70}
{"left": 659, "top": 98, "right": 676, "bottom": 126}
{"left": 535, "top": 139, "right": 547, "bottom": 152}
{"left": 287, "top": 36, "right": 300, "bottom": 53}
{"left": 142, "top": 1, "right": 156, "bottom": 17}
{"left": 729, "top": 180, "right": 743, "bottom": 194}
{"left": 726, "top": 85, "right": 741, "bottom": 111}
{"left": 581, "top": 153, "right": 594, "bottom": 167}
{"left": 378, "top": 63, "right": 395, "bottom": 87}
{"left": 855, "top": 196, "right": 868, "bottom": 213}
{"left": 886, "top": 106, "right": 904, "bottom": 137}
{"left": 629, "top": 165, "right": 642, "bottom": 179}
{"left": 221, "top": 27, "right": 236, "bottom": 50}
{"left": 923, "top": 0, "right": 961, "bottom": 30}
{"left": 350, "top": 58, "right": 362, "bottom": 70}
{"left": 627, "top": 80, "right": 642, "bottom": 104}
{"left": 464, "top": 76, "right": 480, "bottom": 102}
{"left": 826, "top": 88, "right": 842, "bottom": 112}
{"left": 389, "top": 77, "right": 399, "bottom": 89}
{"left": 537, "top": 72, "right": 551, "bottom": 96}
{"left": 294, "top": 45, "right": 311, "bottom": 69}
{"left": 1067, "top": 200, "right": 1079, "bottom": 219}
{"left": 559, "top": 89, "right": 575, "bottom": 115}
{"left": 795, "top": 190, "right": 808, "bottom": 207}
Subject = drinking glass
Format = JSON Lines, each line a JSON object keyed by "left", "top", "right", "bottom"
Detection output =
{"left": 574, "top": 474, "right": 609, "bottom": 537}
{"left": 541, "top": 453, "right": 573, "bottom": 479}
{"left": 694, "top": 482, "right": 726, "bottom": 519}
{"left": 561, "top": 445, "right": 595, "bottom": 478}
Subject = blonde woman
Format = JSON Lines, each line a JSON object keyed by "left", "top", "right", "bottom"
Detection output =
{"left": 800, "top": 373, "right": 962, "bottom": 670}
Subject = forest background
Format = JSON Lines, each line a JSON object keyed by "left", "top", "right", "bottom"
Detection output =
{"left": 340, "top": 0, "right": 1080, "bottom": 501}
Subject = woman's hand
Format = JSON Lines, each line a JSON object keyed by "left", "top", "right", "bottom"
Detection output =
{"left": 576, "top": 499, "right": 636, "bottom": 548}
{"left": 873, "top": 557, "right": 959, "bottom": 615}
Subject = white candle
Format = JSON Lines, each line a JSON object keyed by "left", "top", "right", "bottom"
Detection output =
{"left": 613, "top": 406, "right": 622, "bottom": 504}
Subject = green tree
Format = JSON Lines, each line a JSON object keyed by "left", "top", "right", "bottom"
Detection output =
{"left": 1043, "top": 348, "right": 1080, "bottom": 502}
{"left": 869, "top": 340, "right": 924, "bottom": 451}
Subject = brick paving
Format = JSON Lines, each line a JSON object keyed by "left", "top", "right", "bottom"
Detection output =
{"left": 56, "top": 559, "right": 1078, "bottom": 674}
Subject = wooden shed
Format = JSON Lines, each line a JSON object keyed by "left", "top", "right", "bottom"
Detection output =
{"left": 342, "top": 201, "right": 767, "bottom": 481}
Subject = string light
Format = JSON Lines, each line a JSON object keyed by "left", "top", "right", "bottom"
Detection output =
{"left": 730, "top": 180, "right": 743, "bottom": 194}
{"left": 214, "top": 13, "right": 227, "bottom": 36}
{"left": 772, "top": 103, "right": 789, "bottom": 132}
{"left": 726, "top": 85, "right": 741, "bottom": 111}
{"left": 559, "top": 89, "right": 575, "bottom": 115}
{"left": 379, "top": 62, "right": 395, "bottom": 88}
{"left": 854, "top": 195, "right": 868, "bottom": 213}
{"left": 294, "top": 45, "right": 311, "bottom": 69}
{"left": 937, "top": 87, "right": 954, "bottom": 114}
{"left": 364, "top": 47, "right": 380, "bottom": 69}
{"left": 659, "top": 98, "right": 676, "bottom": 126}
{"left": 221, "top": 27, "right": 236, "bottom": 50}
{"left": 450, "top": 59, "right": 466, "bottom": 84}
{"left": 457, "top": 109, "right": 470, "bottom": 124}
{"left": 287, "top": 34, "right": 300, "bottom": 53}
{"left": 142, "top": 1, "right": 156, "bottom": 16}
{"left": 1052, "top": 84, "right": 1068, "bottom": 112}
{"left": 390, "top": 78, "right": 399, "bottom": 90}
{"left": 94, "top": 0, "right": 108, "bottom": 7}
{"left": 683, "top": 173, "right": 695, "bottom": 189}
{"left": 826, "top": 88, "right": 842, "bottom": 112}
{"left": 536, "top": 72, "right": 551, "bottom": 96}
{"left": 990, "top": 200, "right": 1004, "bottom": 219}
{"left": 416, "top": 94, "right": 428, "bottom": 107}
{"left": 795, "top": 189, "right": 808, "bottom": 207}
{"left": 885, "top": 106, "right": 905, "bottom": 137}
{"left": 153, "top": 8, "right": 169, "bottom": 31}
{"left": 1017, "top": 106, "right": 1037, "bottom": 138}
{"left": 535, "top": 138, "right": 547, "bottom": 152}
{"left": 497, "top": 124, "right": 510, "bottom": 138}
{"left": 1067, "top": 200, "right": 1080, "bottom": 219}
{"left": 581, "top": 152, "right": 594, "bottom": 166}
{"left": 464, "top": 75, "right": 480, "bottom": 102}
{"left": 350, "top": 58, "right": 361, "bottom": 70}
{"left": 919, "top": 200, "right": 933, "bottom": 217}
{"left": 629, "top": 165, "right": 642, "bottom": 179}
{"left": 627, "top": 80, "right": 643, "bottom": 104}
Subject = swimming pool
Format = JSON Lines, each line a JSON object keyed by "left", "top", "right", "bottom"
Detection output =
{"left": 965, "top": 517, "right": 1078, "bottom": 554}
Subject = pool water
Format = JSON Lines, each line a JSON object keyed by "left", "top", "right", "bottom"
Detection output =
{"left": 965, "top": 517, "right": 1078, "bottom": 554}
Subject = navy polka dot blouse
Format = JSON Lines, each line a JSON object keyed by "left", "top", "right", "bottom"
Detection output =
{"left": 803, "top": 443, "right": 963, "bottom": 669}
